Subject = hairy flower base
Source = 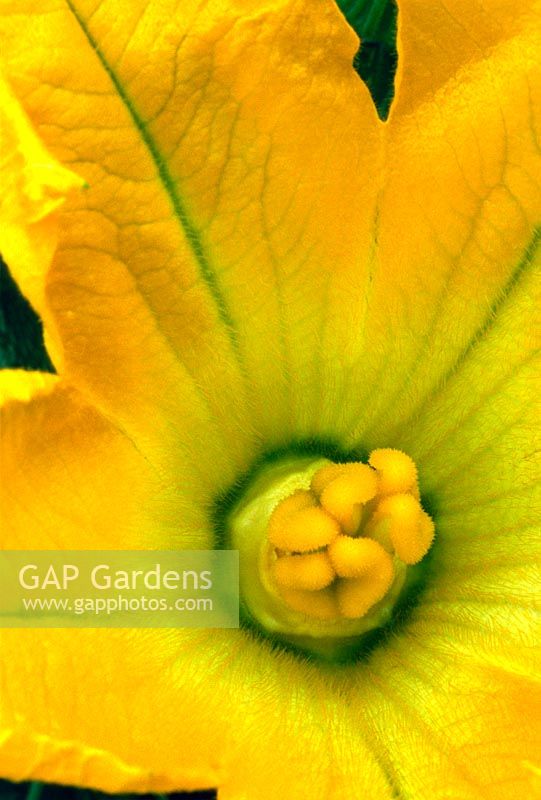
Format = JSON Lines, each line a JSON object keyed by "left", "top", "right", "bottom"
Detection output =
{"left": 227, "top": 450, "right": 434, "bottom": 660}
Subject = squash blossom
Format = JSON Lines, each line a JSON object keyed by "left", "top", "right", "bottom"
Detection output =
{"left": 0, "top": 0, "right": 540, "bottom": 797}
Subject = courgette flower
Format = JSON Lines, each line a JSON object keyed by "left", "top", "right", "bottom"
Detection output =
{"left": 0, "top": 0, "right": 539, "bottom": 798}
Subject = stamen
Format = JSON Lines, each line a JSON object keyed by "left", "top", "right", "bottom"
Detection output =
{"left": 227, "top": 449, "right": 435, "bottom": 658}
{"left": 265, "top": 450, "right": 433, "bottom": 621}
{"left": 273, "top": 552, "right": 335, "bottom": 591}
{"left": 310, "top": 463, "right": 344, "bottom": 496}
{"left": 336, "top": 551, "right": 394, "bottom": 619}
{"left": 369, "top": 448, "right": 418, "bottom": 496}
{"left": 267, "top": 490, "right": 340, "bottom": 552}
{"left": 279, "top": 586, "right": 339, "bottom": 621}
{"left": 371, "top": 493, "right": 434, "bottom": 564}
{"left": 314, "top": 463, "right": 378, "bottom": 535}
{"left": 328, "top": 535, "right": 391, "bottom": 579}
{"left": 328, "top": 536, "right": 395, "bottom": 618}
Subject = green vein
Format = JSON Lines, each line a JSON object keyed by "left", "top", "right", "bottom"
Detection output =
{"left": 443, "top": 225, "right": 540, "bottom": 375}
{"left": 395, "top": 224, "right": 541, "bottom": 436}
{"left": 64, "top": 0, "right": 240, "bottom": 357}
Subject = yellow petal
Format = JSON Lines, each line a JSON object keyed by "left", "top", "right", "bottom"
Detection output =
{"left": 0, "top": 71, "right": 84, "bottom": 298}
{"left": 0, "top": 371, "right": 399, "bottom": 796}
{"left": 397, "top": 246, "right": 540, "bottom": 586}
{"left": 392, "top": 0, "right": 540, "bottom": 121}
{"left": 1, "top": 0, "right": 539, "bottom": 456}
{"left": 0, "top": 2, "right": 261, "bottom": 484}
{"left": 0, "top": 370, "right": 210, "bottom": 552}
{"left": 0, "top": 620, "right": 395, "bottom": 796}
{"left": 0, "top": 0, "right": 383, "bottom": 455}
{"left": 353, "top": 632, "right": 541, "bottom": 799}
{"left": 0, "top": 1, "right": 539, "bottom": 797}
{"left": 0, "top": 370, "right": 220, "bottom": 790}
{"left": 358, "top": 252, "right": 540, "bottom": 794}
{"left": 0, "top": 369, "right": 57, "bottom": 406}
{"left": 344, "top": 3, "right": 541, "bottom": 449}
{"left": 0, "top": 71, "right": 84, "bottom": 366}
{"left": 398, "top": 254, "right": 540, "bottom": 499}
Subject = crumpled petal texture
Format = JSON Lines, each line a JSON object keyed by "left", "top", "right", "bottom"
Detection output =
{"left": 0, "top": 0, "right": 540, "bottom": 797}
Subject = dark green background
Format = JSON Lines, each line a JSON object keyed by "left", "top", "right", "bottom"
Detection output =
{"left": 0, "top": 2, "right": 395, "bottom": 798}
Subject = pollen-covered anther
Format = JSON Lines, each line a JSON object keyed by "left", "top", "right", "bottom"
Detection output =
{"left": 368, "top": 448, "right": 419, "bottom": 497}
{"left": 336, "top": 548, "right": 395, "bottom": 619}
{"left": 328, "top": 535, "right": 392, "bottom": 579}
{"left": 272, "top": 551, "right": 335, "bottom": 591}
{"left": 372, "top": 493, "right": 434, "bottom": 565}
{"left": 329, "top": 536, "right": 395, "bottom": 618}
{"left": 310, "top": 463, "right": 344, "bottom": 497}
{"left": 250, "top": 451, "right": 435, "bottom": 636}
{"left": 267, "top": 489, "right": 340, "bottom": 552}
{"left": 314, "top": 463, "right": 378, "bottom": 535}
{"left": 279, "top": 586, "right": 339, "bottom": 621}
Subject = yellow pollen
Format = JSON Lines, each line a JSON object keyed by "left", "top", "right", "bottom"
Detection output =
{"left": 267, "top": 491, "right": 340, "bottom": 552}
{"left": 279, "top": 586, "right": 339, "bottom": 621}
{"left": 316, "top": 463, "right": 378, "bottom": 535}
{"left": 310, "top": 463, "right": 344, "bottom": 496}
{"left": 271, "top": 488, "right": 315, "bottom": 516}
{"left": 362, "top": 513, "right": 394, "bottom": 552}
{"left": 262, "top": 449, "right": 435, "bottom": 624}
{"left": 273, "top": 551, "right": 335, "bottom": 591}
{"left": 369, "top": 448, "right": 418, "bottom": 496}
{"left": 328, "top": 535, "right": 391, "bottom": 579}
{"left": 372, "top": 493, "right": 433, "bottom": 565}
{"left": 336, "top": 550, "right": 394, "bottom": 619}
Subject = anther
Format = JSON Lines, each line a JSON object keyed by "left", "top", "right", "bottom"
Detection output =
{"left": 267, "top": 490, "right": 340, "bottom": 552}
{"left": 227, "top": 449, "right": 435, "bottom": 658}
{"left": 368, "top": 448, "right": 418, "bottom": 496}
{"left": 372, "top": 493, "right": 434, "bottom": 565}
{"left": 336, "top": 548, "right": 395, "bottom": 619}
{"left": 328, "top": 535, "right": 391, "bottom": 579}
{"left": 273, "top": 551, "right": 335, "bottom": 591}
{"left": 265, "top": 452, "right": 433, "bottom": 620}
{"left": 315, "top": 463, "right": 378, "bottom": 535}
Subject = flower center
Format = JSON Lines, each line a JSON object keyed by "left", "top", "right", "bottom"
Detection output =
{"left": 227, "top": 449, "right": 434, "bottom": 660}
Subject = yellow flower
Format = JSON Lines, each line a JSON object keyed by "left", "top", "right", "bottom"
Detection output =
{"left": 0, "top": 0, "right": 540, "bottom": 797}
